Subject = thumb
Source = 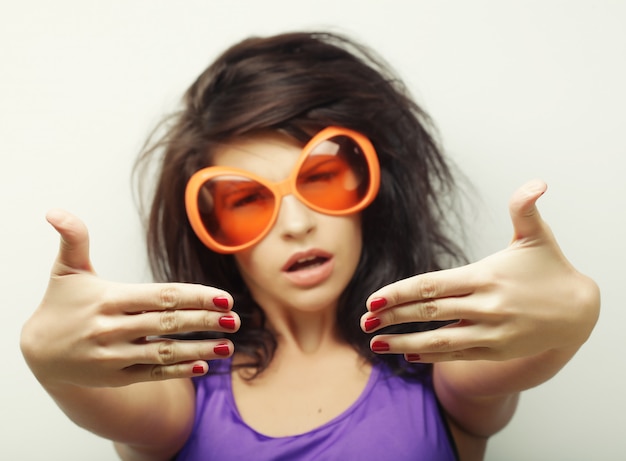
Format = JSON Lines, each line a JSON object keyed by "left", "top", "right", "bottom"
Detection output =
{"left": 46, "top": 209, "right": 95, "bottom": 275}
{"left": 508, "top": 179, "right": 548, "bottom": 242}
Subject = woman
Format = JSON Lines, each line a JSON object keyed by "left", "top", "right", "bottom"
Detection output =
{"left": 21, "top": 32, "right": 600, "bottom": 461}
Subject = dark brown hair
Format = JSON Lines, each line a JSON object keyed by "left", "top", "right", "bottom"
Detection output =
{"left": 134, "top": 31, "right": 466, "bottom": 377}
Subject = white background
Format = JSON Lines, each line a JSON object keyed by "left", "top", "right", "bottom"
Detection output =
{"left": 2, "top": 1, "right": 625, "bottom": 459}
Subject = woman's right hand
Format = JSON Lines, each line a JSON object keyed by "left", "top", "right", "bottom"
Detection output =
{"left": 20, "top": 209, "right": 240, "bottom": 388}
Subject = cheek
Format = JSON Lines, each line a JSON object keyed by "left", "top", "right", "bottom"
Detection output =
{"left": 233, "top": 251, "right": 256, "bottom": 282}
{"left": 352, "top": 225, "right": 364, "bottom": 263}
{"left": 338, "top": 215, "right": 363, "bottom": 266}
{"left": 232, "top": 244, "right": 275, "bottom": 290}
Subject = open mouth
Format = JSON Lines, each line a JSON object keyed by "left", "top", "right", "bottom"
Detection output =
{"left": 287, "top": 255, "right": 329, "bottom": 272}
{"left": 282, "top": 250, "right": 334, "bottom": 287}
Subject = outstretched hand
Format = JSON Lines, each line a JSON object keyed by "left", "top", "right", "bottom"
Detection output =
{"left": 361, "top": 180, "right": 600, "bottom": 363}
{"left": 20, "top": 210, "right": 240, "bottom": 388}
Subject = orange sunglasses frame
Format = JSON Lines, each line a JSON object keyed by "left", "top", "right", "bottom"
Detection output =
{"left": 185, "top": 126, "right": 381, "bottom": 254}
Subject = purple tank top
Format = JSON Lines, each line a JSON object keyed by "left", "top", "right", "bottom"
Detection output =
{"left": 175, "top": 359, "right": 458, "bottom": 460}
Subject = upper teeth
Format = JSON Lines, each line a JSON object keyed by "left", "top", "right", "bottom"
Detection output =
{"left": 297, "top": 256, "right": 316, "bottom": 264}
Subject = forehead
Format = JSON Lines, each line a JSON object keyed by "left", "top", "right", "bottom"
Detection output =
{"left": 212, "top": 132, "right": 303, "bottom": 175}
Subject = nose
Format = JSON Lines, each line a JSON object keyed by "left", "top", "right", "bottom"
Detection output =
{"left": 275, "top": 195, "right": 316, "bottom": 241}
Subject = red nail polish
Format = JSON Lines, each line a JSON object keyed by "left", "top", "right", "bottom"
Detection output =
{"left": 219, "top": 315, "right": 236, "bottom": 330}
{"left": 192, "top": 365, "right": 205, "bottom": 374}
{"left": 364, "top": 317, "right": 381, "bottom": 332}
{"left": 370, "top": 297, "right": 387, "bottom": 312}
{"left": 213, "top": 296, "right": 229, "bottom": 309}
{"left": 213, "top": 343, "right": 230, "bottom": 356}
{"left": 371, "top": 341, "right": 390, "bottom": 352}
{"left": 405, "top": 354, "right": 421, "bottom": 362}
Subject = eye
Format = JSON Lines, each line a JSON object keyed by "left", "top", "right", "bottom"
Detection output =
{"left": 301, "top": 169, "right": 339, "bottom": 183}
{"left": 231, "top": 190, "right": 272, "bottom": 208}
{"left": 299, "top": 156, "right": 348, "bottom": 185}
{"left": 214, "top": 180, "right": 273, "bottom": 211}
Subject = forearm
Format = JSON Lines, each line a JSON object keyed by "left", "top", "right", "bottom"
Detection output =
{"left": 43, "top": 378, "right": 194, "bottom": 457}
{"left": 434, "top": 346, "right": 578, "bottom": 436}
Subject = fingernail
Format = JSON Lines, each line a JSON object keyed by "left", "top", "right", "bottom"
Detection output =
{"left": 364, "top": 317, "right": 381, "bottom": 332}
{"left": 213, "top": 343, "right": 230, "bottom": 356}
{"left": 192, "top": 365, "right": 205, "bottom": 374}
{"left": 213, "top": 296, "right": 229, "bottom": 309}
{"left": 370, "top": 297, "right": 387, "bottom": 312}
{"left": 371, "top": 341, "right": 390, "bottom": 352}
{"left": 219, "top": 315, "right": 236, "bottom": 330}
{"left": 405, "top": 354, "right": 421, "bottom": 362}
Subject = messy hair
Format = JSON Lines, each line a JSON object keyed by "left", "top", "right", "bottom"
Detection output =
{"left": 134, "top": 31, "right": 467, "bottom": 377}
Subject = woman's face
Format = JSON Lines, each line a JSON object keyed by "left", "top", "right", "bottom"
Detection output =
{"left": 211, "top": 131, "right": 363, "bottom": 315}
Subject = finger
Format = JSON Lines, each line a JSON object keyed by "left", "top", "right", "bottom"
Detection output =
{"left": 46, "top": 209, "right": 94, "bottom": 275}
{"left": 370, "top": 326, "right": 476, "bottom": 354}
{"left": 124, "top": 309, "right": 241, "bottom": 338}
{"left": 369, "top": 324, "right": 497, "bottom": 359}
{"left": 136, "top": 338, "right": 234, "bottom": 366}
{"left": 403, "top": 348, "right": 498, "bottom": 363}
{"left": 115, "top": 339, "right": 234, "bottom": 382}
{"left": 508, "top": 179, "right": 548, "bottom": 241}
{"left": 123, "top": 355, "right": 221, "bottom": 382}
{"left": 361, "top": 297, "right": 467, "bottom": 332}
{"left": 123, "top": 360, "right": 211, "bottom": 382}
{"left": 366, "top": 264, "right": 478, "bottom": 314}
{"left": 108, "top": 282, "right": 233, "bottom": 314}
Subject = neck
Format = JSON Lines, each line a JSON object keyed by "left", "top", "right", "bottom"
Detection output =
{"left": 264, "top": 305, "right": 342, "bottom": 356}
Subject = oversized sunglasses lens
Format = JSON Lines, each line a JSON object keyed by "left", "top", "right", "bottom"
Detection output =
{"left": 197, "top": 177, "right": 276, "bottom": 248}
{"left": 190, "top": 129, "right": 377, "bottom": 252}
{"left": 296, "top": 134, "right": 371, "bottom": 211}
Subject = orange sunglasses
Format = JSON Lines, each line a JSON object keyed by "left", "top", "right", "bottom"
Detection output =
{"left": 185, "top": 126, "right": 380, "bottom": 253}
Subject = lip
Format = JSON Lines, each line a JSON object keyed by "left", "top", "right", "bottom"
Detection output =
{"left": 281, "top": 249, "right": 334, "bottom": 288}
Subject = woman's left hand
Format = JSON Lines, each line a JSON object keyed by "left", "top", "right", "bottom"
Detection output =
{"left": 361, "top": 180, "right": 600, "bottom": 363}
